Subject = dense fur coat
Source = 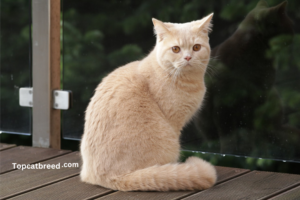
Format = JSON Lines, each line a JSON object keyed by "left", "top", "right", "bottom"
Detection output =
{"left": 80, "top": 14, "right": 216, "bottom": 191}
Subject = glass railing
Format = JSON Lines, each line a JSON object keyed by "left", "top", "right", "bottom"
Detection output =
{"left": 0, "top": 0, "right": 32, "bottom": 135}
{"left": 181, "top": 0, "right": 300, "bottom": 162}
{"left": 62, "top": 0, "right": 300, "bottom": 162}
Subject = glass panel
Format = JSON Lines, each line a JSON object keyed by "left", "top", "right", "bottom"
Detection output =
{"left": 181, "top": 0, "right": 300, "bottom": 162}
{"left": 0, "top": 0, "right": 32, "bottom": 135}
{"left": 62, "top": 0, "right": 300, "bottom": 162}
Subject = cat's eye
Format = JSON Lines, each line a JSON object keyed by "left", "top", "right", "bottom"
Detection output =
{"left": 193, "top": 44, "right": 201, "bottom": 51}
{"left": 172, "top": 46, "right": 180, "bottom": 53}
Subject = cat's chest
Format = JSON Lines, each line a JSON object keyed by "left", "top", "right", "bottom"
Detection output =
{"left": 156, "top": 83, "right": 205, "bottom": 131}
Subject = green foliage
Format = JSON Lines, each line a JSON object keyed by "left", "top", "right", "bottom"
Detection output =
{"left": 108, "top": 44, "right": 143, "bottom": 68}
{"left": 220, "top": 0, "right": 255, "bottom": 21}
{"left": 1, "top": 0, "right": 32, "bottom": 134}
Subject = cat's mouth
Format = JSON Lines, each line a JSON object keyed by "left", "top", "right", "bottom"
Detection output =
{"left": 184, "top": 63, "right": 193, "bottom": 67}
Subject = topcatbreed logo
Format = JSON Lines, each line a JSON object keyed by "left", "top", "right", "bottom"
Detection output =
{"left": 12, "top": 162, "right": 79, "bottom": 170}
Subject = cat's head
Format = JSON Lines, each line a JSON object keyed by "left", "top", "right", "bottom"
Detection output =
{"left": 152, "top": 14, "right": 213, "bottom": 74}
{"left": 240, "top": 0, "right": 293, "bottom": 40}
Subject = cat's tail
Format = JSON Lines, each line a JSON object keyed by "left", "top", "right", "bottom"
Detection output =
{"left": 110, "top": 157, "right": 217, "bottom": 191}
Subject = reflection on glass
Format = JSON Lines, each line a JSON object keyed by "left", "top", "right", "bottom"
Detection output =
{"left": 62, "top": 0, "right": 300, "bottom": 162}
{"left": 182, "top": 0, "right": 300, "bottom": 162}
{"left": 0, "top": 0, "right": 32, "bottom": 135}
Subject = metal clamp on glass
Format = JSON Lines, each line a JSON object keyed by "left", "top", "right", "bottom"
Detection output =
{"left": 53, "top": 90, "right": 72, "bottom": 110}
{"left": 19, "top": 88, "right": 72, "bottom": 110}
{"left": 19, "top": 88, "right": 33, "bottom": 107}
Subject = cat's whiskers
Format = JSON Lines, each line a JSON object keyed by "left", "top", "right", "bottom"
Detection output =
{"left": 200, "top": 58, "right": 210, "bottom": 62}
{"left": 166, "top": 63, "right": 179, "bottom": 84}
{"left": 155, "top": 65, "right": 180, "bottom": 96}
{"left": 204, "top": 61, "right": 218, "bottom": 77}
{"left": 165, "top": 66, "right": 176, "bottom": 80}
{"left": 171, "top": 68, "right": 179, "bottom": 84}
{"left": 169, "top": 67, "right": 178, "bottom": 78}
{"left": 159, "top": 64, "right": 175, "bottom": 80}
{"left": 207, "top": 66, "right": 217, "bottom": 77}
{"left": 171, "top": 61, "right": 187, "bottom": 84}
{"left": 175, "top": 67, "right": 183, "bottom": 85}
{"left": 197, "top": 59, "right": 216, "bottom": 78}
{"left": 209, "top": 55, "right": 220, "bottom": 62}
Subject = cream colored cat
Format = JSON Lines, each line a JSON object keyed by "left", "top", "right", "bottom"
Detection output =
{"left": 80, "top": 13, "right": 216, "bottom": 191}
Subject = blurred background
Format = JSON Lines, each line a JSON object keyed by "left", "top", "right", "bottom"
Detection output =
{"left": 1, "top": 0, "right": 299, "bottom": 173}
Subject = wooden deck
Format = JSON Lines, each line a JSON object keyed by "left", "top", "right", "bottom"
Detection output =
{"left": 0, "top": 143, "right": 299, "bottom": 200}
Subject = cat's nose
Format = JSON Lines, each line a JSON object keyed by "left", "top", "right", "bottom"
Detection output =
{"left": 184, "top": 56, "right": 192, "bottom": 61}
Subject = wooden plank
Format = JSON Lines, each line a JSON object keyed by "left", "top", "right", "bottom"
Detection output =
{"left": 0, "top": 152, "right": 80, "bottom": 199}
{"left": 214, "top": 166, "right": 250, "bottom": 184}
{"left": 182, "top": 171, "right": 300, "bottom": 200}
{"left": 49, "top": 0, "right": 61, "bottom": 150}
{"left": 0, "top": 146, "right": 70, "bottom": 174}
{"left": 97, "top": 191, "right": 190, "bottom": 200}
{"left": 95, "top": 166, "right": 250, "bottom": 200}
{"left": 10, "top": 176, "right": 113, "bottom": 200}
{"left": 269, "top": 185, "right": 300, "bottom": 200}
{"left": 0, "top": 143, "right": 16, "bottom": 151}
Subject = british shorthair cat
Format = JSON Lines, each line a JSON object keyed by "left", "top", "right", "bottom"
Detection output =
{"left": 80, "top": 13, "right": 216, "bottom": 191}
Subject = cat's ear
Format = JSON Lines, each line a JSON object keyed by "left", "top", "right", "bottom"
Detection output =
{"left": 270, "top": 1, "right": 287, "bottom": 15}
{"left": 256, "top": 0, "right": 269, "bottom": 8}
{"left": 193, "top": 13, "right": 214, "bottom": 35}
{"left": 152, "top": 18, "right": 171, "bottom": 42}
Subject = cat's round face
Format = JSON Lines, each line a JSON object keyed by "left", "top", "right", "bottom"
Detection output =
{"left": 156, "top": 25, "right": 211, "bottom": 72}
{"left": 153, "top": 15, "right": 213, "bottom": 74}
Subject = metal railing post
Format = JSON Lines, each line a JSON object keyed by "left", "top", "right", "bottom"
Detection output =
{"left": 31, "top": 0, "right": 61, "bottom": 149}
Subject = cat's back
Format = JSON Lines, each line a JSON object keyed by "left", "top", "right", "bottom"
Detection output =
{"left": 96, "top": 61, "right": 146, "bottom": 95}
{"left": 100, "top": 60, "right": 141, "bottom": 88}
{"left": 86, "top": 60, "right": 149, "bottom": 119}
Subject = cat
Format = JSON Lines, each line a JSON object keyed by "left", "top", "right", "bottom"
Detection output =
{"left": 80, "top": 14, "right": 216, "bottom": 191}
{"left": 182, "top": 0, "right": 297, "bottom": 156}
